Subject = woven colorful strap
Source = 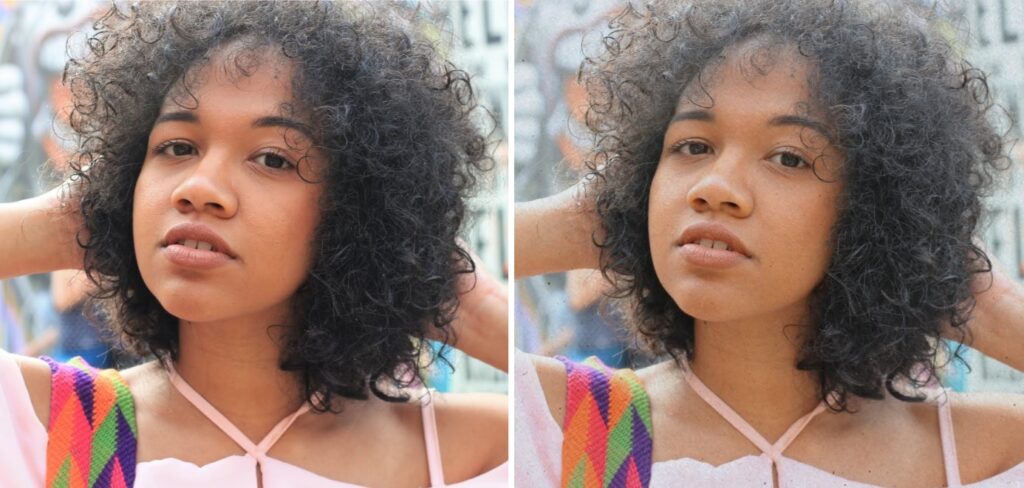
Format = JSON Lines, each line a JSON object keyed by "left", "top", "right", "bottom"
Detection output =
{"left": 42, "top": 356, "right": 138, "bottom": 488}
{"left": 558, "top": 356, "right": 653, "bottom": 488}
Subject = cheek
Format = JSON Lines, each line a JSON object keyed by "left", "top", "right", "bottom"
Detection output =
{"left": 763, "top": 189, "right": 840, "bottom": 283}
{"left": 647, "top": 166, "right": 681, "bottom": 245}
{"left": 255, "top": 193, "right": 322, "bottom": 273}
{"left": 132, "top": 167, "right": 163, "bottom": 252}
{"left": 802, "top": 189, "right": 841, "bottom": 258}
{"left": 647, "top": 166, "right": 694, "bottom": 299}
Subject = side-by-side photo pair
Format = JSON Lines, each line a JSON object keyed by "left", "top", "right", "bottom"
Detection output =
{"left": 0, "top": 1, "right": 1021, "bottom": 487}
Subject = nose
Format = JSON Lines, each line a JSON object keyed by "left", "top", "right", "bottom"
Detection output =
{"left": 686, "top": 149, "right": 753, "bottom": 218}
{"left": 170, "top": 151, "right": 238, "bottom": 218}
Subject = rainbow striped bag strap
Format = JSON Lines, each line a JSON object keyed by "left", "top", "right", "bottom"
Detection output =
{"left": 557, "top": 356, "right": 653, "bottom": 488}
{"left": 41, "top": 356, "right": 138, "bottom": 488}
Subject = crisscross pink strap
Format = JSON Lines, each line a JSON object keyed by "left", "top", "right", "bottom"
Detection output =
{"left": 165, "top": 361, "right": 312, "bottom": 463}
{"left": 937, "top": 394, "right": 962, "bottom": 487}
{"left": 682, "top": 367, "right": 826, "bottom": 463}
{"left": 420, "top": 389, "right": 446, "bottom": 487}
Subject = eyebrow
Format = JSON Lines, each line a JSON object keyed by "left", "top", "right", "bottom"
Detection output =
{"left": 768, "top": 115, "right": 832, "bottom": 141}
{"left": 153, "top": 111, "right": 316, "bottom": 141}
{"left": 670, "top": 110, "right": 714, "bottom": 123}
{"left": 668, "top": 110, "right": 832, "bottom": 141}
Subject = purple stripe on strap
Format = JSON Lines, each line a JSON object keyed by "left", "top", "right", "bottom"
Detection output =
{"left": 115, "top": 408, "right": 137, "bottom": 485}
{"left": 609, "top": 458, "right": 630, "bottom": 488}
{"left": 587, "top": 367, "right": 612, "bottom": 424}
{"left": 631, "top": 407, "right": 653, "bottom": 485}
{"left": 94, "top": 455, "right": 115, "bottom": 487}
{"left": 72, "top": 367, "right": 96, "bottom": 427}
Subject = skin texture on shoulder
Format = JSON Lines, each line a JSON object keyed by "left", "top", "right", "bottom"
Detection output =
{"left": 530, "top": 354, "right": 569, "bottom": 429}
{"left": 13, "top": 355, "right": 51, "bottom": 429}
{"left": 432, "top": 391, "right": 509, "bottom": 480}
{"left": 946, "top": 392, "right": 1024, "bottom": 482}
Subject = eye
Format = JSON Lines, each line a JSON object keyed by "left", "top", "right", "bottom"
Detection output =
{"left": 670, "top": 140, "right": 713, "bottom": 156}
{"left": 155, "top": 140, "right": 196, "bottom": 157}
{"left": 770, "top": 151, "right": 809, "bottom": 169}
{"left": 254, "top": 152, "right": 295, "bottom": 170}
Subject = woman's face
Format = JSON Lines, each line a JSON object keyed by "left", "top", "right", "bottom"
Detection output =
{"left": 133, "top": 50, "right": 325, "bottom": 324}
{"left": 648, "top": 46, "right": 844, "bottom": 325}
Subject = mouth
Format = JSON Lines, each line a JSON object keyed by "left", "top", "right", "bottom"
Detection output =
{"left": 674, "top": 221, "right": 752, "bottom": 270}
{"left": 161, "top": 223, "right": 236, "bottom": 259}
{"left": 170, "top": 239, "right": 218, "bottom": 251}
{"left": 689, "top": 238, "right": 735, "bottom": 252}
{"left": 678, "top": 222, "right": 751, "bottom": 259}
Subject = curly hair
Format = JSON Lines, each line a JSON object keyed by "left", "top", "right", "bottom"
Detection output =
{"left": 62, "top": 1, "right": 491, "bottom": 409}
{"left": 586, "top": 0, "right": 1008, "bottom": 411}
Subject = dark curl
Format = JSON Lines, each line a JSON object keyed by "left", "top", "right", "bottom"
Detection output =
{"left": 64, "top": 1, "right": 491, "bottom": 409}
{"left": 586, "top": 0, "right": 1008, "bottom": 411}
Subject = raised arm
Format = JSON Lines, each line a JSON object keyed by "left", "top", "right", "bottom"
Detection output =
{"left": 447, "top": 257, "right": 509, "bottom": 372}
{"left": 512, "top": 179, "right": 607, "bottom": 424}
{"left": 961, "top": 251, "right": 1024, "bottom": 372}
{"left": 0, "top": 183, "right": 80, "bottom": 422}
{"left": 514, "top": 178, "right": 603, "bottom": 278}
{"left": 0, "top": 182, "right": 83, "bottom": 280}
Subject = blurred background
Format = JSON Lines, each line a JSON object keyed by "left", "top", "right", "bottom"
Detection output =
{"left": 0, "top": 0, "right": 508, "bottom": 394}
{"left": 513, "top": 0, "right": 1024, "bottom": 393}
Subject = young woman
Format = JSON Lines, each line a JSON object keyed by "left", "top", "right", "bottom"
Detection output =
{"left": 0, "top": 2, "right": 507, "bottom": 487}
{"left": 515, "top": 1, "right": 1024, "bottom": 486}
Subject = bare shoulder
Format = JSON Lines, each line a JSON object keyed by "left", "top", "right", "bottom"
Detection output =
{"left": 118, "top": 360, "right": 164, "bottom": 393}
{"left": 12, "top": 354, "right": 51, "bottom": 427}
{"left": 527, "top": 353, "right": 567, "bottom": 428}
{"left": 117, "top": 361, "right": 170, "bottom": 421}
{"left": 947, "top": 391, "right": 1024, "bottom": 480}
{"left": 432, "top": 391, "right": 508, "bottom": 480}
{"left": 9, "top": 355, "right": 163, "bottom": 431}
{"left": 433, "top": 390, "right": 507, "bottom": 426}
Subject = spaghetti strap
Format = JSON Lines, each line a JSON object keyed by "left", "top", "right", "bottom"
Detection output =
{"left": 164, "top": 360, "right": 312, "bottom": 464}
{"left": 420, "top": 389, "right": 446, "bottom": 487}
{"left": 682, "top": 367, "right": 826, "bottom": 463}
{"left": 937, "top": 395, "right": 962, "bottom": 487}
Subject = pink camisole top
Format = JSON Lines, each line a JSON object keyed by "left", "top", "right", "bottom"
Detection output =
{"left": 513, "top": 350, "right": 1024, "bottom": 487}
{"left": 0, "top": 349, "right": 507, "bottom": 487}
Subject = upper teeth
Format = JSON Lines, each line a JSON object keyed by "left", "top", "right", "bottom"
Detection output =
{"left": 178, "top": 239, "right": 214, "bottom": 251}
{"left": 698, "top": 238, "right": 731, "bottom": 251}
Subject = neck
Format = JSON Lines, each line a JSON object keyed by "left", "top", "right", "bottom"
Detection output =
{"left": 171, "top": 309, "right": 307, "bottom": 441}
{"left": 687, "top": 302, "right": 824, "bottom": 442}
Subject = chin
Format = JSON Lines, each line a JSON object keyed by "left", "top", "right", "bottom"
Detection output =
{"left": 153, "top": 293, "right": 225, "bottom": 323}
{"left": 138, "top": 266, "right": 225, "bottom": 321}
{"left": 665, "top": 281, "right": 751, "bottom": 323}
{"left": 674, "top": 299, "right": 746, "bottom": 323}
{"left": 139, "top": 277, "right": 230, "bottom": 322}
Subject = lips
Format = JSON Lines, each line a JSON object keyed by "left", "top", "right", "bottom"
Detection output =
{"left": 161, "top": 223, "right": 236, "bottom": 259}
{"left": 678, "top": 222, "right": 751, "bottom": 258}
